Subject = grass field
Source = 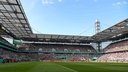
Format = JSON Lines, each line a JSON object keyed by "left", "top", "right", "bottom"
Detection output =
{"left": 0, "top": 62, "right": 128, "bottom": 72}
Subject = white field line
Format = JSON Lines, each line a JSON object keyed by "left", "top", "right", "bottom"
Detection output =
{"left": 55, "top": 64, "right": 78, "bottom": 72}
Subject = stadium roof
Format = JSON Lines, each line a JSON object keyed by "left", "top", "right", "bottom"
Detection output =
{"left": 21, "top": 34, "right": 93, "bottom": 43}
{"left": 20, "top": 18, "right": 128, "bottom": 43}
{"left": 92, "top": 18, "right": 128, "bottom": 42}
{"left": 0, "top": 0, "right": 33, "bottom": 38}
{"left": 21, "top": 18, "right": 128, "bottom": 43}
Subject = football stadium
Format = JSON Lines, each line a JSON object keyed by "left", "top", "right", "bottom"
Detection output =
{"left": 0, "top": 0, "right": 128, "bottom": 72}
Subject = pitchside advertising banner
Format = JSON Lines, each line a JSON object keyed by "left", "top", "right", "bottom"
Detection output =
{"left": 0, "top": 59, "right": 3, "bottom": 63}
{"left": 56, "top": 56, "right": 67, "bottom": 59}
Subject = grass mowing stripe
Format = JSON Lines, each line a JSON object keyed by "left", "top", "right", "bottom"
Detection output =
{"left": 0, "top": 62, "right": 40, "bottom": 72}
{"left": 27, "top": 62, "right": 76, "bottom": 72}
{"left": 54, "top": 63, "right": 78, "bottom": 72}
{"left": 55, "top": 62, "right": 128, "bottom": 72}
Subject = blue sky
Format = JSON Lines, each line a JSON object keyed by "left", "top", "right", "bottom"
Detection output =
{"left": 20, "top": 0, "right": 128, "bottom": 36}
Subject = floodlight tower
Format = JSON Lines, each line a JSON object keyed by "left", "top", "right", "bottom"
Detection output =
{"left": 95, "top": 19, "right": 100, "bottom": 33}
{"left": 95, "top": 19, "right": 101, "bottom": 52}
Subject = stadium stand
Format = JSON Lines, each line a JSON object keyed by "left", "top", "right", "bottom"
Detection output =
{"left": 17, "top": 43, "right": 101, "bottom": 62}
{"left": 19, "top": 43, "right": 96, "bottom": 52}
{"left": 0, "top": 0, "right": 128, "bottom": 63}
{"left": 98, "top": 40, "right": 128, "bottom": 62}
{"left": 105, "top": 40, "right": 128, "bottom": 52}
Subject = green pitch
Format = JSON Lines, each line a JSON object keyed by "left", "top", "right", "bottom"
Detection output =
{"left": 0, "top": 62, "right": 128, "bottom": 72}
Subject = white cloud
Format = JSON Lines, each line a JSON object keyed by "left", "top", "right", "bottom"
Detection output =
{"left": 42, "top": 0, "right": 54, "bottom": 5}
{"left": 113, "top": 1, "right": 128, "bottom": 6}
{"left": 42, "top": 0, "right": 63, "bottom": 5}
{"left": 58, "top": 0, "right": 62, "bottom": 2}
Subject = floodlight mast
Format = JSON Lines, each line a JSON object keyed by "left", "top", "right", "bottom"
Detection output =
{"left": 95, "top": 19, "right": 101, "bottom": 52}
{"left": 95, "top": 19, "right": 100, "bottom": 34}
